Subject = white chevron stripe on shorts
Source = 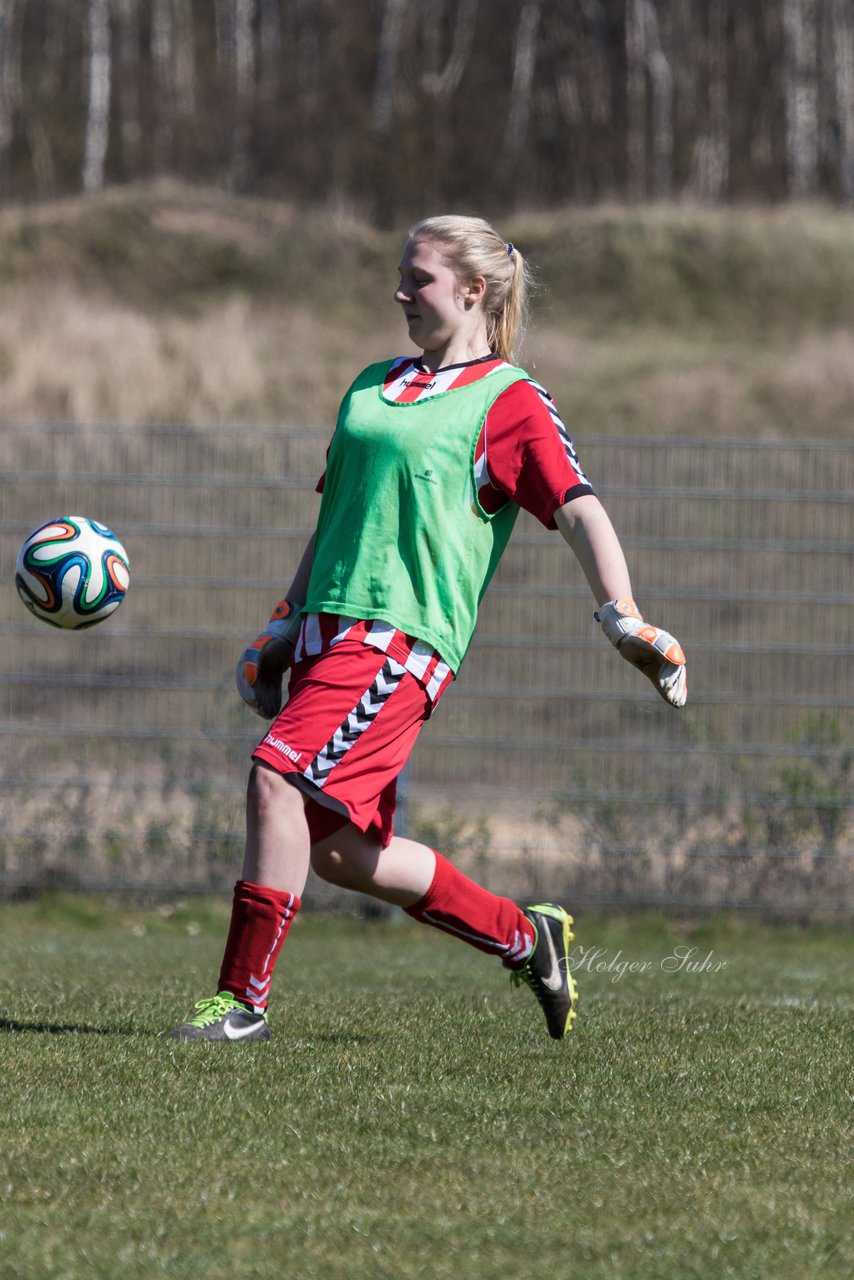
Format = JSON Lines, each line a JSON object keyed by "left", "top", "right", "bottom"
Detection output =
{"left": 302, "top": 655, "right": 407, "bottom": 788}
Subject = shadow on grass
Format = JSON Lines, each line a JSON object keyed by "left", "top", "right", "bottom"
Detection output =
{"left": 0, "top": 1017, "right": 141, "bottom": 1036}
{"left": 312, "top": 1032, "right": 377, "bottom": 1045}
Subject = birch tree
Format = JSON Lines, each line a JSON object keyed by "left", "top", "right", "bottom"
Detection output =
{"left": 831, "top": 0, "right": 854, "bottom": 199}
{"left": 501, "top": 0, "right": 542, "bottom": 191}
{"left": 82, "top": 0, "right": 111, "bottom": 192}
{"left": 691, "top": 0, "right": 729, "bottom": 200}
{"left": 547, "top": 0, "right": 614, "bottom": 200}
{"left": 642, "top": 0, "right": 674, "bottom": 197}
{"left": 783, "top": 0, "right": 819, "bottom": 196}
{"left": 150, "top": 0, "right": 173, "bottom": 170}
{"left": 626, "top": 0, "right": 674, "bottom": 200}
{"left": 371, "top": 0, "right": 411, "bottom": 223}
{"left": 626, "top": 0, "right": 647, "bottom": 199}
{"left": 173, "top": 0, "right": 196, "bottom": 123}
{"left": 0, "top": 0, "right": 21, "bottom": 191}
{"left": 421, "top": 0, "right": 478, "bottom": 202}
{"left": 372, "top": 0, "right": 410, "bottom": 138}
{"left": 229, "top": 0, "right": 255, "bottom": 187}
{"left": 258, "top": 0, "right": 283, "bottom": 106}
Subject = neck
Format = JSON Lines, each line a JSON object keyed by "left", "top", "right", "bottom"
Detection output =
{"left": 420, "top": 330, "right": 491, "bottom": 373}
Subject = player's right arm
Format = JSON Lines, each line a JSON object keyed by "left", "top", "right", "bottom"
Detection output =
{"left": 555, "top": 497, "right": 686, "bottom": 708}
{"left": 482, "top": 383, "right": 686, "bottom": 709}
{"left": 236, "top": 533, "right": 316, "bottom": 719}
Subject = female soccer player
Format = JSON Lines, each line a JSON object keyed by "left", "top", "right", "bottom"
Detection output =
{"left": 170, "top": 216, "right": 686, "bottom": 1043}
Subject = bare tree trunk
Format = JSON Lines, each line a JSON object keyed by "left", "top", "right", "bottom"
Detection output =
{"left": 150, "top": 0, "right": 173, "bottom": 170}
{"left": 258, "top": 0, "right": 283, "bottom": 106}
{"left": 0, "top": 0, "right": 20, "bottom": 192}
{"left": 421, "top": 0, "right": 478, "bottom": 103}
{"left": 626, "top": 0, "right": 647, "bottom": 199}
{"left": 502, "top": 0, "right": 542, "bottom": 188}
{"left": 215, "top": 0, "right": 232, "bottom": 70}
{"left": 831, "top": 0, "right": 854, "bottom": 199}
{"left": 116, "top": 0, "right": 141, "bottom": 176}
{"left": 173, "top": 0, "right": 196, "bottom": 122}
{"left": 581, "top": 0, "right": 612, "bottom": 128}
{"left": 229, "top": 0, "right": 255, "bottom": 188}
{"left": 82, "top": 0, "right": 111, "bottom": 193}
{"left": 626, "top": 1, "right": 674, "bottom": 200}
{"left": 20, "top": 2, "right": 65, "bottom": 196}
{"left": 691, "top": 0, "right": 729, "bottom": 200}
{"left": 293, "top": 0, "right": 322, "bottom": 124}
{"left": 421, "top": 0, "right": 478, "bottom": 204}
{"left": 641, "top": 0, "right": 674, "bottom": 197}
{"left": 783, "top": 0, "right": 819, "bottom": 197}
{"left": 372, "top": 0, "right": 410, "bottom": 136}
{"left": 371, "top": 0, "right": 411, "bottom": 224}
{"left": 550, "top": 0, "right": 613, "bottom": 200}
{"left": 707, "top": 0, "right": 729, "bottom": 199}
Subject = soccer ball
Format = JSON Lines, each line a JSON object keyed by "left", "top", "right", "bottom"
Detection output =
{"left": 15, "top": 516, "right": 130, "bottom": 630}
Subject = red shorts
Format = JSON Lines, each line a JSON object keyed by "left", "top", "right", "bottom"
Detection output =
{"left": 251, "top": 640, "right": 440, "bottom": 847}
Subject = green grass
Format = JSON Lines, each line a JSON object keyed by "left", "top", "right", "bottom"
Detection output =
{"left": 1, "top": 900, "right": 851, "bottom": 1279}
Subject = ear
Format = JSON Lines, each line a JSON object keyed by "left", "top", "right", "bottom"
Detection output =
{"left": 462, "top": 274, "right": 487, "bottom": 307}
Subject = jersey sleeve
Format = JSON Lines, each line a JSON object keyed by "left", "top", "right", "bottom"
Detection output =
{"left": 475, "top": 379, "right": 594, "bottom": 528}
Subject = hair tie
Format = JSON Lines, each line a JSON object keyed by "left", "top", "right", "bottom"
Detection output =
{"left": 506, "top": 242, "right": 515, "bottom": 258}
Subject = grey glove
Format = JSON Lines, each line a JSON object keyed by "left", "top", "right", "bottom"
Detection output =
{"left": 595, "top": 598, "right": 687, "bottom": 708}
{"left": 235, "top": 598, "right": 302, "bottom": 719}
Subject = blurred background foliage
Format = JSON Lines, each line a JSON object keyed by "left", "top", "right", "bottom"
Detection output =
{"left": 1, "top": 0, "right": 853, "bottom": 219}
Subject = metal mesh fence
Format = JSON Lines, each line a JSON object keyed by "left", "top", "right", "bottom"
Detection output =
{"left": 1, "top": 422, "right": 851, "bottom": 912}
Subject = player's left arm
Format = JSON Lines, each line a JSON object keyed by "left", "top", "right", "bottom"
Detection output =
{"left": 555, "top": 495, "right": 687, "bottom": 709}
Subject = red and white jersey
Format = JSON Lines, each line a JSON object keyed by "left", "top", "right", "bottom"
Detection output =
{"left": 381, "top": 355, "right": 593, "bottom": 526}
{"left": 300, "top": 355, "right": 594, "bottom": 700}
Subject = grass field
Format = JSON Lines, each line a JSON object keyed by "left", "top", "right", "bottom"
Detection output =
{"left": 1, "top": 897, "right": 851, "bottom": 1280}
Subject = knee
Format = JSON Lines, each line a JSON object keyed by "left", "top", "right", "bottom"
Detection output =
{"left": 247, "top": 763, "right": 302, "bottom": 820}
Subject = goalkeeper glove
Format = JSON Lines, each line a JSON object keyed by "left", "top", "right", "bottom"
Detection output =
{"left": 595, "top": 598, "right": 687, "bottom": 708}
{"left": 235, "top": 598, "right": 302, "bottom": 719}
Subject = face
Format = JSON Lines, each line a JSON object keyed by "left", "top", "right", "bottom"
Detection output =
{"left": 394, "top": 237, "right": 482, "bottom": 357}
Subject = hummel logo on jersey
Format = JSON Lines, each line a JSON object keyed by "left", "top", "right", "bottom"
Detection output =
{"left": 415, "top": 468, "right": 438, "bottom": 484}
{"left": 264, "top": 733, "right": 302, "bottom": 764}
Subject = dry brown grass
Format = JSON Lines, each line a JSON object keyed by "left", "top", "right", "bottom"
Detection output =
{"left": 2, "top": 277, "right": 853, "bottom": 438}
{"left": 1, "top": 182, "right": 853, "bottom": 436}
{"left": 0, "top": 284, "right": 403, "bottom": 427}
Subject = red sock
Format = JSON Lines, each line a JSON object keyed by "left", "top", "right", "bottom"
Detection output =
{"left": 404, "top": 852, "right": 534, "bottom": 967}
{"left": 218, "top": 880, "right": 301, "bottom": 1012}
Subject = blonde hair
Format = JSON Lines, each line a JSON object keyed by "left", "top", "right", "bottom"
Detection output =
{"left": 408, "top": 215, "right": 531, "bottom": 364}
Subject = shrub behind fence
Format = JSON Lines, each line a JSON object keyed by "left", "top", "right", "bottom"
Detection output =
{"left": 1, "top": 423, "right": 851, "bottom": 912}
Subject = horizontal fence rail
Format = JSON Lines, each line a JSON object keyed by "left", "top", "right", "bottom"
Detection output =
{"left": 0, "top": 423, "right": 851, "bottom": 913}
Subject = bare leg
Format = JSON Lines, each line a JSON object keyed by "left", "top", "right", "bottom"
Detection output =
{"left": 243, "top": 761, "right": 312, "bottom": 893}
{"left": 310, "top": 822, "right": 435, "bottom": 907}
{"left": 310, "top": 822, "right": 538, "bottom": 971}
{"left": 169, "top": 763, "right": 308, "bottom": 1037}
